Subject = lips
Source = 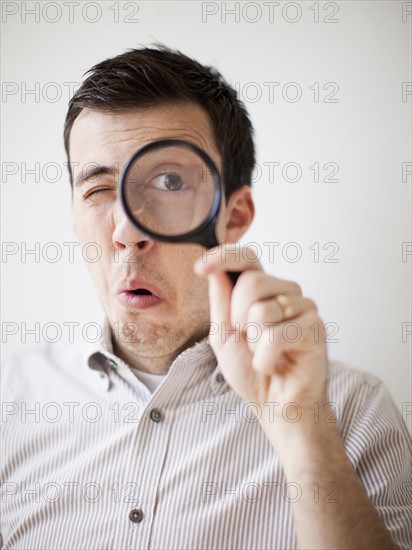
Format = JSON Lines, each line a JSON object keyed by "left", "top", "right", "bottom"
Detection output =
{"left": 116, "top": 279, "right": 164, "bottom": 309}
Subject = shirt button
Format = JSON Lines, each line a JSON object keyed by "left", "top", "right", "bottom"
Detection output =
{"left": 149, "top": 408, "right": 163, "bottom": 422}
{"left": 216, "top": 373, "right": 225, "bottom": 383}
{"left": 129, "top": 508, "right": 143, "bottom": 523}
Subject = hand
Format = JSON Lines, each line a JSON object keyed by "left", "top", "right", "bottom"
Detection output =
{"left": 194, "top": 244, "right": 329, "bottom": 432}
{"left": 195, "top": 245, "right": 399, "bottom": 550}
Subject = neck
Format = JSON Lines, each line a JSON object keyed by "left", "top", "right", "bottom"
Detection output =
{"left": 111, "top": 340, "right": 173, "bottom": 374}
{"left": 111, "top": 332, "right": 205, "bottom": 375}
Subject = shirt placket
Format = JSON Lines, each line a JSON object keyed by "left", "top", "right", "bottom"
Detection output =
{"left": 99, "top": 362, "right": 175, "bottom": 549}
{"left": 124, "top": 399, "right": 173, "bottom": 549}
{"left": 89, "top": 340, "right": 219, "bottom": 550}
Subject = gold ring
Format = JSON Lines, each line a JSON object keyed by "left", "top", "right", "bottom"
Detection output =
{"left": 276, "top": 294, "right": 293, "bottom": 320}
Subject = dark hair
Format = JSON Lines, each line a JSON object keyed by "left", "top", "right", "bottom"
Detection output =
{"left": 63, "top": 45, "right": 255, "bottom": 199}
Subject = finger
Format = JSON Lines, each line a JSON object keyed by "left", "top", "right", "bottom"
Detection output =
{"left": 244, "top": 297, "right": 317, "bottom": 354}
{"left": 206, "top": 271, "right": 233, "bottom": 348}
{"left": 231, "top": 271, "right": 303, "bottom": 327}
{"left": 194, "top": 243, "right": 263, "bottom": 275}
{"left": 246, "top": 295, "right": 317, "bottom": 331}
{"left": 194, "top": 254, "right": 233, "bottom": 323}
{"left": 251, "top": 310, "right": 323, "bottom": 376}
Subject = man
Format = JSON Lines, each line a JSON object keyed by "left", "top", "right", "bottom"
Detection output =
{"left": 1, "top": 46, "right": 411, "bottom": 549}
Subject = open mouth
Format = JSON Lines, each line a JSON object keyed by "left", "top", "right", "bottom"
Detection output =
{"left": 117, "top": 284, "right": 162, "bottom": 309}
{"left": 130, "top": 288, "right": 152, "bottom": 295}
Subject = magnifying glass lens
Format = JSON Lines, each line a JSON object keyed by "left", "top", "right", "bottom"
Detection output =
{"left": 123, "top": 144, "right": 216, "bottom": 237}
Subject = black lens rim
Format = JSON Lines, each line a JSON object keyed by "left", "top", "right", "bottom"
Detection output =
{"left": 120, "top": 138, "right": 222, "bottom": 248}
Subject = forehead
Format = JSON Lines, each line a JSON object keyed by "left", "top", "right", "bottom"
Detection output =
{"left": 69, "top": 102, "right": 221, "bottom": 176}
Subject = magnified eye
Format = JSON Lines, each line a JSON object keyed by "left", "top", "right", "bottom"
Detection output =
{"left": 122, "top": 142, "right": 220, "bottom": 238}
{"left": 153, "top": 172, "right": 185, "bottom": 191}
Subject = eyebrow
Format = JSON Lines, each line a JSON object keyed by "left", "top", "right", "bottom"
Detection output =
{"left": 74, "top": 165, "right": 117, "bottom": 188}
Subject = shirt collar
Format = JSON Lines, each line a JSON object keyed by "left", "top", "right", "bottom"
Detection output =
{"left": 82, "top": 317, "right": 229, "bottom": 395}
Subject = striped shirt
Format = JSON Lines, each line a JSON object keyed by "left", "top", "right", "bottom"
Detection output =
{"left": 1, "top": 319, "right": 411, "bottom": 550}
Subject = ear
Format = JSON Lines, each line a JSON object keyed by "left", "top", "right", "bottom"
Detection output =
{"left": 224, "top": 185, "right": 255, "bottom": 243}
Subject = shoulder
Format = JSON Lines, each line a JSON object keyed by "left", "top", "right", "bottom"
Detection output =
{"left": 327, "top": 359, "right": 392, "bottom": 418}
{"left": 1, "top": 343, "right": 92, "bottom": 402}
{"left": 327, "top": 359, "right": 382, "bottom": 394}
{"left": 327, "top": 362, "right": 412, "bottom": 549}
{"left": 327, "top": 359, "right": 411, "bottom": 462}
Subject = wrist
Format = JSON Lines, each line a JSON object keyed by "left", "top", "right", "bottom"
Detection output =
{"left": 258, "top": 398, "right": 342, "bottom": 458}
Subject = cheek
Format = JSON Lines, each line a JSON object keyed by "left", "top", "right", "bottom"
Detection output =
{"left": 73, "top": 206, "right": 115, "bottom": 290}
{"left": 215, "top": 204, "right": 228, "bottom": 243}
{"left": 173, "top": 246, "right": 209, "bottom": 297}
{"left": 73, "top": 202, "right": 114, "bottom": 248}
{"left": 164, "top": 244, "right": 202, "bottom": 284}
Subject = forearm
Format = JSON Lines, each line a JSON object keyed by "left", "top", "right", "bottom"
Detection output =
{"left": 260, "top": 404, "right": 397, "bottom": 550}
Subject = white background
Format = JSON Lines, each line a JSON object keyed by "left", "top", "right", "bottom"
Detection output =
{"left": 1, "top": 1, "right": 411, "bottom": 431}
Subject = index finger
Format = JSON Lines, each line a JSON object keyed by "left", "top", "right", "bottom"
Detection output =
{"left": 194, "top": 243, "right": 264, "bottom": 275}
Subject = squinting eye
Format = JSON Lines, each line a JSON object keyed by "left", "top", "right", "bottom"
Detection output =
{"left": 84, "top": 188, "right": 116, "bottom": 199}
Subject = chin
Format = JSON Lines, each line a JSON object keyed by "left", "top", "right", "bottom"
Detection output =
{"left": 110, "top": 314, "right": 181, "bottom": 353}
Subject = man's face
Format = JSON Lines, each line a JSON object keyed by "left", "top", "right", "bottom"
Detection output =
{"left": 70, "top": 103, "right": 229, "bottom": 363}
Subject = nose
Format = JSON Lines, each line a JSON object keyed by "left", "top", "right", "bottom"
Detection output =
{"left": 112, "top": 203, "right": 155, "bottom": 256}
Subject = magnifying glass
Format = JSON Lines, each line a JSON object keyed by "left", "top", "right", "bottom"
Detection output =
{"left": 119, "top": 139, "right": 239, "bottom": 283}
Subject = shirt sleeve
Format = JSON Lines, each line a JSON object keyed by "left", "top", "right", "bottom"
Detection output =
{"left": 340, "top": 377, "right": 412, "bottom": 550}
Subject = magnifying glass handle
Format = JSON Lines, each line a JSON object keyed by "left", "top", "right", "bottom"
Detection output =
{"left": 227, "top": 271, "right": 240, "bottom": 286}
